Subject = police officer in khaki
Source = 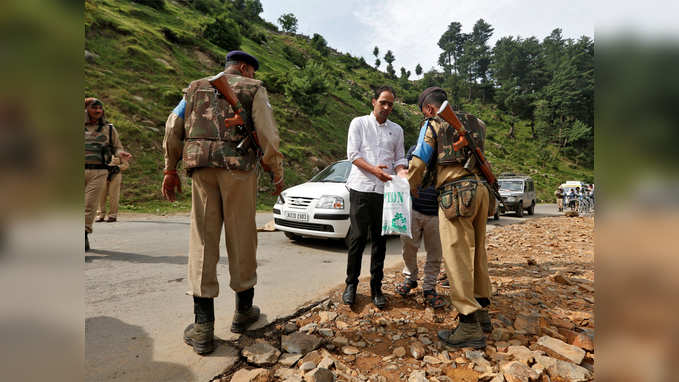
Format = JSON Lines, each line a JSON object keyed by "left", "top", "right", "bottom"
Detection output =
{"left": 162, "top": 51, "right": 284, "bottom": 355}
{"left": 407, "top": 87, "right": 492, "bottom": 349}
{"left": 84, "top": 98, "right": 131, "bottom": 251}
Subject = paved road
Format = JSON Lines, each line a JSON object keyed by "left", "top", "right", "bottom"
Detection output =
{"left": 85, "top": 204, "right": 559, "bottom": 381}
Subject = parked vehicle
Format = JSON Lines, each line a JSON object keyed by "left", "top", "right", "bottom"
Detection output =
{"left": 498, "top": 174, "right": 536, "bottom": 217}
{"left": 273, "top": 160, "right": 352, "bottom": 245}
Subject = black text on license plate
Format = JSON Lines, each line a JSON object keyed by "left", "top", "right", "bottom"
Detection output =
{"left": 285, "top": 211, "right": 308, "bottom": 221}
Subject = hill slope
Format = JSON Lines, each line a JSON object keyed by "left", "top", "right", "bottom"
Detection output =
{"left": 84, "top": 0, "right": 592, "bottom": 212}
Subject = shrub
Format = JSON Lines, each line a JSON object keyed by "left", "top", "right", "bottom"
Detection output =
{"left": 203, "top": 16, "right": 241, "bottom": 50}
{"left": 259, "top": 71, "right": 286, "bottom": 94}
{"left": 283, "top": 45, "right": 307, "bottom": 68}
{"left": 193, "top": 0, "right": 219, "bottom": 14}
{"left": 284, "top": 61, "right": 329, "bottom": 115}
{"left": 311, "top": 33, "right": 328, "bottom": 55}
{"left": 132, "top": 0, "right": 165, "bottom": 10}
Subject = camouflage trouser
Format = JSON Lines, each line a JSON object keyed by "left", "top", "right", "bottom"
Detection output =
{"left": 85, "top": 169, "right": 107, "bottom": 233}
{"left": 97, "top": 172, "right": 122, "bottom": 219}
{"left": 438, "top": 184, "right": 491, "bottom": 315}
{"left": 188, "top": 167, "right": 258, "bottom": 298}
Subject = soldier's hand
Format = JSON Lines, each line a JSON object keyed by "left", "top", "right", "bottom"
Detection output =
{"left": 118, "top": 151, "right": 133, "bottom": 160}
{"left": 162, "top": 170, "right": 182, "bottom": 202}
{"left": 373, "top": 164, "right": 392, "bottom": 182}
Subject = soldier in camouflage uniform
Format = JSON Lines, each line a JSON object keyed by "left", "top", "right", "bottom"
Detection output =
{"left": 407, "top": 87, "right": 492, "bottom": 349}
{"left": 84, "top": 98, "right": 131, "bottom": 251}
{"left": 162, "top": 51, "right": 284, "bottom": 355}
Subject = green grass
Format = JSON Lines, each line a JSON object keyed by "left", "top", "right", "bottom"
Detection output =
{"left": 86, "top": 0, "right": 592, "bottom": 214}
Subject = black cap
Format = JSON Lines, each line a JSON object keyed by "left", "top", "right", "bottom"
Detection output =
{"left": 417, "top": 86, "right": 446, "bottom": 110}
{"left": 225, "top": 50, "right": 259, "bottom": 71}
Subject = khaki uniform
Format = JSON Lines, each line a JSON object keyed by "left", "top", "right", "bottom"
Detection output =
{"left": 97, "top": 156, "right": 130, "bottom": 220}
{"left": 555, "top": 189, "right": 564, "bottom": 211}
{"left": 164, "top": 73, "right": 283, "bottom": 298}
{"left": 408, "top": 116, "right": 491, "bottom": 315}
{"left": 85, "top": 118, "right": 124, "bottom": 233}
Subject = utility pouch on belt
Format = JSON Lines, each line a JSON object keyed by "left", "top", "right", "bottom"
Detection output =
{"left": 438, "top": 178, "right": 478, "bottom": 220}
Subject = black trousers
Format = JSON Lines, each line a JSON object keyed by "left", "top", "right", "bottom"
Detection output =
{"left": 345, "top": 189, "right": 387, "bottom": 294}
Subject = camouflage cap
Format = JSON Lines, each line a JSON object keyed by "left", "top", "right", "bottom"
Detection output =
{"left": 225, "top": 50, "right": 259, "bottom": 71}
{"left": 417, "top": 87, "right": 446, "bottom": 110}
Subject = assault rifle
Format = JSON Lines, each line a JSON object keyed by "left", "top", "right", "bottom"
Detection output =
{"left": 208, "top": 72, "right": 261, "bottom": 156}
{"left": 436, "top": 100, "right": 504, "bottom": 206}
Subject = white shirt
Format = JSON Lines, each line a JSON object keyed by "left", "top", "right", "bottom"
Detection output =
{"left": 346, "top": 112, "right": 407, "bottom": 194}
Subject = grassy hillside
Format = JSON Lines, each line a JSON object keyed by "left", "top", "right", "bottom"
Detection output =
{"left": 84, "top": 0, "right": 592, "bottom": 213}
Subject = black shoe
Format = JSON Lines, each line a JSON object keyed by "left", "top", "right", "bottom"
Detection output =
{"left": 372, "top": 291, "right": 387, "bottom": 309}
{"left": 85, "top": 232, "right": 90, "bottom": 252}
{"left": 342, "top": 284, "right": 357, "bottom": 305}
{"left": 184, "top": 322, "right": 215, "bottom": 354}
{"left": 231, "top": 305, "right": 260, "bottom": 333}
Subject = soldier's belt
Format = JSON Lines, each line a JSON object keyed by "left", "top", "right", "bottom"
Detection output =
{"left": 437, "top": 175, "right": 483, "bottom": 193}
{"left": 85, "top": 164, "right": 108, "bottom": 169}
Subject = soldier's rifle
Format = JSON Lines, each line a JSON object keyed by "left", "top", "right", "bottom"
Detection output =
{"left": 208, "top": 72, "right": 263, "bottom": 158}
{"left": 436, "top": 100, "right": 504, "bottom": 206}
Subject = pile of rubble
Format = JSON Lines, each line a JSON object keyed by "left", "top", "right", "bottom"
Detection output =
{"left": 213, "top": 216, "right": 594, "bottom": 382}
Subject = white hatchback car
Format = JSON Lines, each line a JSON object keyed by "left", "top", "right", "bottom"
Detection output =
{"left": 273, "top": 160, "right": 353, "bottom": 244}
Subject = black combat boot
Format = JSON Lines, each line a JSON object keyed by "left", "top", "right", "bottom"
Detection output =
{"left": 342, "top": 283, "right": 357, "bottom": 305}
{"left": 85, "top": 232, "right": 90, "bottom": 252}
{"left": 231, "top": 288, "right": 260, "bottom": 333}
{"left": 183, "top": 296, "right": 215, "bottom": 355}
{"left": 437, "top": 312, "right": 486, "bottom": 349}
{"left": 474, "top": 298, "right": 493, "bottom": 333}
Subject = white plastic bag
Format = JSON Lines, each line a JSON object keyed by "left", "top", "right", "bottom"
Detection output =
{"left": 381, "top": 177, "right": 412, "bottom": 238}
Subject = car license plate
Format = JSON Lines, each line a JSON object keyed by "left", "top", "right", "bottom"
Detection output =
{"left": 285, "top": 211, "right": 308, "bottom": 222}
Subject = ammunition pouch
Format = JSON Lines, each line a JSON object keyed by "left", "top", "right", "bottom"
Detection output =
{"left": 437, "top": 177, "right": 479, "bottom": 221}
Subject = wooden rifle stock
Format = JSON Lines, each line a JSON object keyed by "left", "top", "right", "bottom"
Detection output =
{"left": 208, "top": 72, "right": 245, "bottom": 129}
{"left": 436, "top": 101, "right": 498, "bottom": 187}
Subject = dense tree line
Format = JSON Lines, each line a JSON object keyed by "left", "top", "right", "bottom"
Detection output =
{"left": 430, "top": 22, "right": 593, "bottom": 167}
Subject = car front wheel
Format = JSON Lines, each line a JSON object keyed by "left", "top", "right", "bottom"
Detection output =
{"left": 527, "top": 201, "right": 535, "bottom": 215}
{"left": 516, "top": 202, "right": 524, "bottom": 217}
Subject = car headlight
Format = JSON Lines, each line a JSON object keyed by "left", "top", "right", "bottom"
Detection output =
{"left": 316, "top": 195, "right": 344, "bottom": 209}
{"left": 277, "top": 193, "right": 285, "bottom": 205}
{"left": 506, "top": 196, "right": 516, "bottom": 202}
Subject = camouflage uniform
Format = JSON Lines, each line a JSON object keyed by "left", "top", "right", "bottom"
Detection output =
{"left": 85, "top": 113, "right": 124, "bottom": 234}
{"left": 97, "top": 156, "right": 130, "bottom": 220}
{"left": 408, "top": 114, "right": 492, "bottom": 316}
{"left": 163, "top": 73, "right": 283, "bottom": 298}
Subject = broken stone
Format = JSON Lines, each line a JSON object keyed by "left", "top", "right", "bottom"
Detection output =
{"left": 501, "top": 361, "right": 538, "bottom": 382}
{"left": 419, "top": 335, "right": 433, "bottom": 345}
{"left": 408, "top": 370, "right": 428, "bottom": 382}
{"left": 279, "top": 353, "right": 303, "bottom": 367}
{"left": 299, "top": 361, "right": 316, "bottom": 372}
{"left": 231, "top": 368, "right": 271, "bottom": 382}
{"left": 465, "top": 350, "right": 492, "bottom": 374}
{"left": 557, "top": 328, "right": 594, "bottom": 352}
{"left": 535, "top": 355, "right": 591, "bottom": 382}
{"left": 507, "top": 345, "right": 535, "bottom": 365}
{"left": 283, "top": 322, "right": 298, "bottom": 334}
{"left": 318, "top": 328, "right": 334, "bottom": 337}
{"left": 318, "top": 356, "right": 334, "bottom": 369}
{"left": 300, "top": 323, "right": 318, "bottom": 333}
{"left": 514, "top": 314, "right": 539, "bottom": 335}
{"left": 393, "top": 346, "right": 406, "bottom": 357}
{"left": 274, "top": 367, "right": 301, "bottom": 380}
{"left": 318, "top": 311, "right": 338, "bottom": 323}
{"left": 535, "top": 336, "right": 585, "bottom": 365}
{"left": 306, "top": 367, "right": 334, "bottom": 382}
{"left": 281, "top": 333, "right": 322, "bottom": 355}
{"left": 410, "top": 342, "right": 426, "bottom": 360}
{"left": 333, "top": 336, "right": 349, "bottom": 346}
{"left": 336, "top": 320, "right": 349, "bottom": 330}
{"left": 424, "top": 355, "right": 442, "bottom": 364}
{"left": 342, "top": 346, "right": 359, "bottom": 355}
{"left": 241, "top": 342, "right": 281, "bottom": 366}
{"left": 491, "top": 327, "right": 512, "bottom": 342}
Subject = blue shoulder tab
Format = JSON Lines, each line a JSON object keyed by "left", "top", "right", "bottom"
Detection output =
{"left": 412, "top": 120, "right": 434, "bottom": 164}
{"left": 172, "top": 98, "right": 186, "bottom": 119}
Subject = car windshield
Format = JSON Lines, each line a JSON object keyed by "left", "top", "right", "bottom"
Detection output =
{"left": 499, "top": 180, "right": 523, "bottom": 192}
{"left": 309, "top": 161, "right": 352, "bottom": 183}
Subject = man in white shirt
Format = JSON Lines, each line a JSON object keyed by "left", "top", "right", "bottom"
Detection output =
{"left": 343, "top": 86, "right": 408, "bottom": 309}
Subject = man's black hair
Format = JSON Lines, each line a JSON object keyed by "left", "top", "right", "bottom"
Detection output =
{"left": 421, "top": 89, "right": 447, "bottom": 109}
{"left": 373, "top": 85, "right": 395, "bottom": 100}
